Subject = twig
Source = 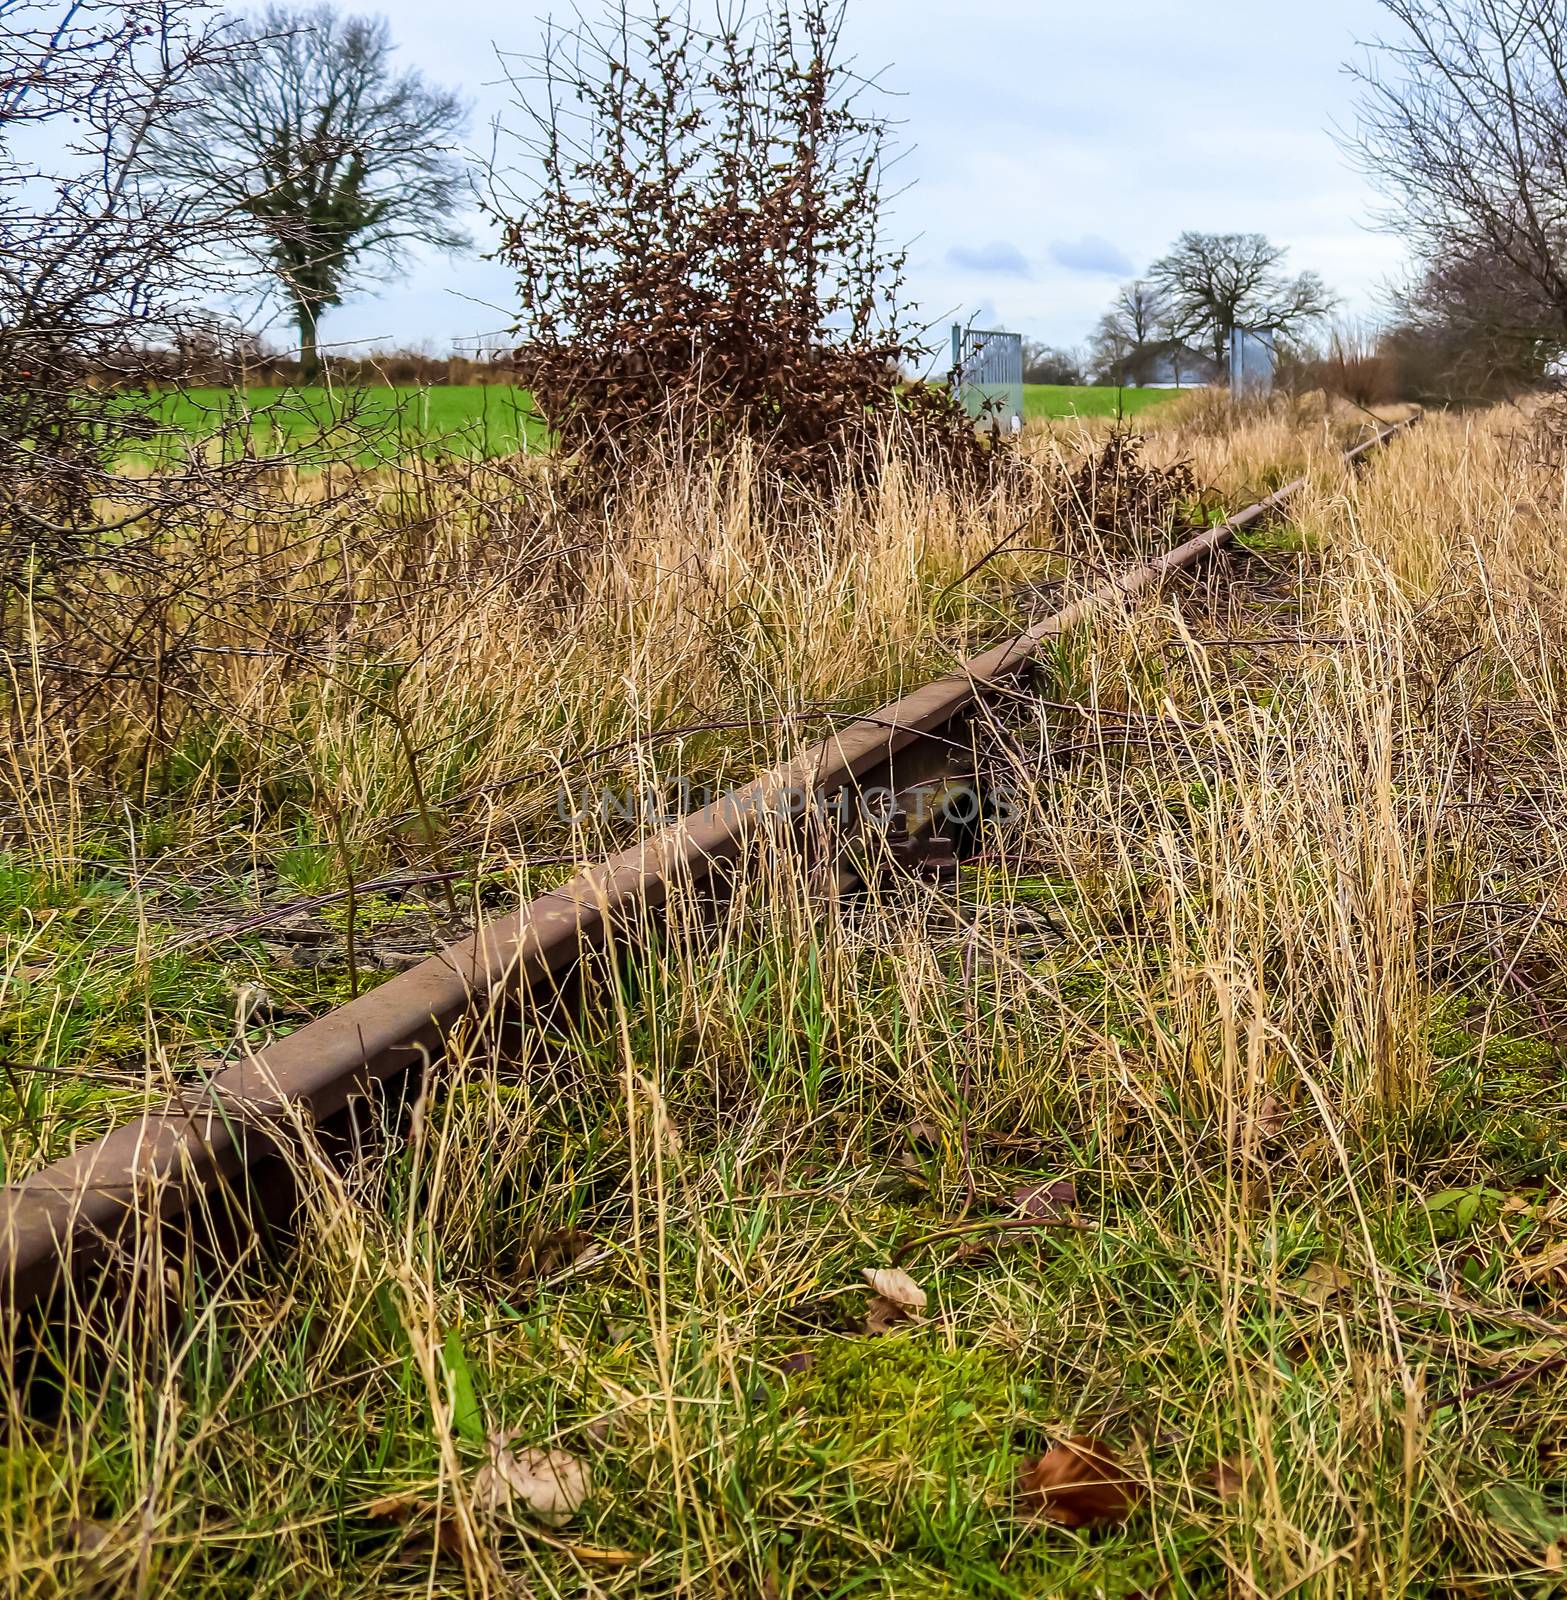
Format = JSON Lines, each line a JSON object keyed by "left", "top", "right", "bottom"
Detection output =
{"left": 931, "top": 508, "right": 1047, "bottom": 609}
{"left": 321, "top": 788, "right": 360, "bottom": 998}
{"left": 892, "top": 1213, "right": 1091, "bottom": 1266}
{"left": 1431, "top": 1351, "right": 1567, "bottom": 1411}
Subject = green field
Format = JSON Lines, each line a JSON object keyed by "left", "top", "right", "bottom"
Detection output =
{"left": 148, "top": 384, "right": 552, "bottom": 462}
{"left": 145, "top": 382, "right": 1188, "bottom": 462}
{"left": 1022, "top": 383, "right": 1189, "bottom": 420}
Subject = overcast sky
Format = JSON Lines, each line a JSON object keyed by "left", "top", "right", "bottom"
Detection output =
{"left": 309, "top": 0, "right": 1411, "bottom": 360}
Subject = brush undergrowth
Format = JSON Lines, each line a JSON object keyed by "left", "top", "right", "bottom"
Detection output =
{"left": 6, "top": 402, "right": 1564, "bottom": 1599}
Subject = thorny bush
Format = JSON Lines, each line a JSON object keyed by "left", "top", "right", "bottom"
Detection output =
{"left": 486, "top": 0, "right": 997, "bottom": 489}
{"left": 1053, "top": 432, "right": 1203, "bottom": 553}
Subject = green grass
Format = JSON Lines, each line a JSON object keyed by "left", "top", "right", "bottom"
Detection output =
{"left": 1023, "top": 384, "right": 1189, "bottom": 421}
{"left": 10, "top": 860, "right": 1561, "bottom": 1597}
{"left": 145, "top": 384, "right": 551, "bottom": 462}
{"left": 11, "top": 405, "right": 1562, "bottom": 1598}
{"left": 0, "top": 853, "right": 406, "bottom": 1177}
{"left": 137, "top": 383, "right": 1185, "bottom": 464}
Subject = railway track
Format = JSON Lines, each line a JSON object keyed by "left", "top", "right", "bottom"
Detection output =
{"left": 0, "top": 413, "right": 1418, "bottom": 1351}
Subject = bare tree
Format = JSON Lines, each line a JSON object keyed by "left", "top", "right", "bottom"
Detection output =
{"left": 146, "top": 4, "right": 469, "bottom": 376}
{"left": 1, "top": 0, "right": 262, "bottom": 535}
{"left": 1087, "top": 279, "right": 1170, "bottom": 384}
{"left": 1021, "top": 341, "right": 1086, "bottom": 385}
{"left": 1385, "top": 248, "right": 1560, "bottom": 397}
{"left": 1148, "top": 233, "right": 1334, "bottom": 369}
{"left": 486, "top": 0, "right": 990, "bottom": 484}
{"left": 1346, "top": 0, "right": 1567, "bottom": 353}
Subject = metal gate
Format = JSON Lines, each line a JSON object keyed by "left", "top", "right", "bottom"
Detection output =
{"left": 951, "top": 324, "right": 1023, "bottom": 431}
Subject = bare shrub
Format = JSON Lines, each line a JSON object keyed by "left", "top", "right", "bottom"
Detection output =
{"left": 1304, "top": 324, "right": 1400, "bottom": 409}
{"left": 485, "top": 0, "right": 993, "bottom": 487}
{"left": 0, "top": 0, "right": 426, "bottom": 792}
{"left": 0, "top": 0, "right": 265, "bottom": 535}
{"left": 1054, "top": 433, "right": 1202, "bottom": 553}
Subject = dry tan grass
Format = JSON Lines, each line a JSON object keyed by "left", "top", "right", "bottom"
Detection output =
{"left": 5, "top": 404, "right": 1566, "bottom": 1598}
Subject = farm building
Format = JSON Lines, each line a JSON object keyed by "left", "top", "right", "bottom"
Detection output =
{"left": 1133, "top": 341, "right": 1223, "bottom": 388}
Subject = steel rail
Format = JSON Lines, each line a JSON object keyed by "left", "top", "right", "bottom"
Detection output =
{"left": 0, "top": 414, "right": 1417, "bottom": 1320}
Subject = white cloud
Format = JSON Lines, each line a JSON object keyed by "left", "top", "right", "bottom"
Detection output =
{"left": 1049, "top": 236, "right": 1135, "bottom": 277}
{"left": 946, "top": 240, "right": 1032, "bottom": 277}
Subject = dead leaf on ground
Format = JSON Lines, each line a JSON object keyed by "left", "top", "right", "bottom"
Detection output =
{"left": 1202, "top": 1455, "right": 1248, "bottom": 1500}
{"left": 863, "top": 1296, "right": 911, "bottom": 1335}
{"left": 1293, "top": 1259, "right": 1354, "bottom": 1307}
{"left": 68, "top": 1519, "right": 112, "bottom": 1558}
{"left": 581, "top": 1414, "right": 616, "bottom": 1449}
{"left": 905, "top": 1118, "right": 943, "bottom": 1147}
{"left": 1252, "top": 1094, "right": 1288, "bottom": 1143}
{"left": 473, "top": 1433, "right": 591, "bottom": 1527}
{"left": 367, "top": 1491, "right": 423, "bottom": 1521}
{"left": 1237, "top": 1159, "right": 1272, "bottom": 1211}
{"left": 862, "top": 1266, "right": 926, "bottom": 1308}
{"left": 861, "top": 1265, "right": 926, "bottom": 1334}
{"left": 1012, "top": 1177, "right": 1077, "bottom": 1218}
{"left": 364, "top": 1491, "right": 466, "bottom": 1558}
{"left": 527, "top": 1227, "right": 596, "bottom": 1279}
{"left": 1017, "top": 1434, "right": 1142, "bottom": 1529}
{"left": 777, "top": 1349, "right": 815, "bottom": 1377}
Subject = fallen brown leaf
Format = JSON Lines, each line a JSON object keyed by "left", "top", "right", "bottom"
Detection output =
{"left": 862, "top": 1266, "right": 926, "bottom": 1309}
{"left": 474, "top": 1433, "right": 591, "bottom": 1527}
{"left": 1253, "top": 1094, "right": 1288, "bottom": 1143}
{"left": 527, "top": 1227, "right": 595, "bottom": 1279}
{"left": 861, "top": 1265, "right": 926, "bottom": 1335}
{"left": 363, "top": 1491, "right": 466, "bottom": 1559}
{"left": 1012, "top": 1177, "right": 1077, "bottom": 1218}
{"left": 1293, "top": 1259, "right": 1354, "bottom": 1307}
{"left": 863, "top": 1295, "right": 911, "bottom": 1334}
{"left": 68, "top": 1519, "right": 112, "bottom": 1558}
{"left": 366, "top": 1491, "right": 422, "bottom": 1521}
{"left": 1238, "top": 1158, "right": 1272, "bottom": 1210}
{"left": 1017, "top": 1434, "right": 1141, "bottom": 1529}
{"left": 1203, "top": 1455, "right": 1248, "bottom": 1500}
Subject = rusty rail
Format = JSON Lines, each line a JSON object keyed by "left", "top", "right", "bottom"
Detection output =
{"left": 0, "top": 414, "right": 1417, "bottom": 1322}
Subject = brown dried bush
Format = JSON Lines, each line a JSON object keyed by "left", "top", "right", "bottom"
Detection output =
{"left": 1056, "top": 432, "right": 1201, "bottom": 549}
{"left": 485, "top": 0, "right": 995, "bottom": 488}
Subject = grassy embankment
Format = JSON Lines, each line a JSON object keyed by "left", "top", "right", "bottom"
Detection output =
{"left": 0, "top": 394, "right": 1341, "bottom": 1180}
{"left": 5, "top": 398, "right": 1565, "bottom": 1598}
